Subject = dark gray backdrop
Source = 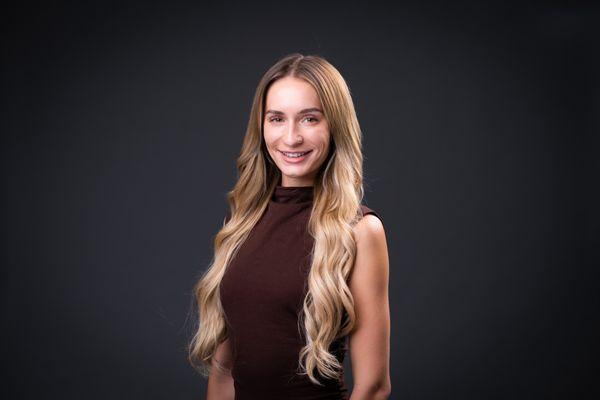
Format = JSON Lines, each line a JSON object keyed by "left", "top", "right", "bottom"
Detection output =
{"left": 2, "top": 1, "right": 598, "bottom": 399}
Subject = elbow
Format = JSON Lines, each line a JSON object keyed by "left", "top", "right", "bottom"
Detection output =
{"left": 381, "top": 385, "right": 392, "bottom": 399}
{"left": 375, "top": 381, "right": 392, "bottom": 399}
{"left": 351, "top": 380, "right": 392, "bottom": 400}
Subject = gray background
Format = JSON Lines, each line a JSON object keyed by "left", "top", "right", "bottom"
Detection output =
{"left": 2, "top": 1, "right": 598, "bottom": 399}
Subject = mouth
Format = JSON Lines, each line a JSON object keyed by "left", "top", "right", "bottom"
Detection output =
{"left": 279, "top": 149, "right": 313, "bottom": 163}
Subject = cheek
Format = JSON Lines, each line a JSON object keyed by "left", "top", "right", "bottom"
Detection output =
{"left": 263, "top": 129, "right": 276, "bottom": 149}
{"left": 308, "top": 127, "right": 329, "bottom": 145}
{"left": 319, "top": 131, "right": 331, "bottom": 152}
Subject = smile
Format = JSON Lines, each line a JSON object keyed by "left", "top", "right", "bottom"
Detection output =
{"left": 279, "top": 150, "right": 313, "bottom": 163}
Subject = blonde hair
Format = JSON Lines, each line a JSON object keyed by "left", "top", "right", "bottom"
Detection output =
{"left": 187, "top": 53, "right": 368, "bottom": 386}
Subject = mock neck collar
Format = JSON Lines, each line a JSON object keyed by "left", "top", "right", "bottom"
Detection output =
{"left": 271, "top": 185, "right": 314, "bottom": 204}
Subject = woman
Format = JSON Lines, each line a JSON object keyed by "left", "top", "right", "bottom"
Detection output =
{"left": 188, "top": 53, "right": 391, "bottom": 399}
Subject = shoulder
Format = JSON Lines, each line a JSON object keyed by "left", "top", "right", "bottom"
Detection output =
{"left": 355, "top": 204, "right": 385, "bottom": 244}
{"left": 352, "top": 204, "right": 387, "bottom": 283}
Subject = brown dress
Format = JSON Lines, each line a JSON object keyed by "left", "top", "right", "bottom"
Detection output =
{"left": 219, "top": 185, "right": 382, "bottom": 399}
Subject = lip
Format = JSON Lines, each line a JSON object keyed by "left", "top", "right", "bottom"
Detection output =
{"left": 279, "top": 149, "right": 313, "bottom": 164}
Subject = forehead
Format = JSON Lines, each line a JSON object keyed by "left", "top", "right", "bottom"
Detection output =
{"left": 265, "top": 77, "right": 322, "bottom": 111}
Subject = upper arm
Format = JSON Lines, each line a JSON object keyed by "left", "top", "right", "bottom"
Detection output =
{"left": 207, "top": 337, "right": 235, "bottom": 399}
{"left": 348, "top": 214, "right": 391, "bottom": 394}
{"left": 212, "top": 336, "right": 235, "bottom": 377}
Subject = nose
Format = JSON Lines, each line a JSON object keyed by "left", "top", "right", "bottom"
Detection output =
{"left": 283, "top": 122, "right": 302, "bottom": 146}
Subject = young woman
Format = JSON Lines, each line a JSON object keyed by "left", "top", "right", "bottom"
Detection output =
{"left": 188, "top": 53, "right": 391, "bottom": 400}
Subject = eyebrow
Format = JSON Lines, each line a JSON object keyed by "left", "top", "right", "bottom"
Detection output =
{"left": 265, "top": 107, "right": 323, "bottom": 116}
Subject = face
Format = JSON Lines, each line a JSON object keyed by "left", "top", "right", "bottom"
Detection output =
{"left": 263, "top": 76, "right": 331, "bottom": 187}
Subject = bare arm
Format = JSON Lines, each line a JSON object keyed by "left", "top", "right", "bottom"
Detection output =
{"left": 348, "top": 214, "right": 391, "bottom": 400}
{"left": 206, "top": 337, "right": 235, "bottom": 400}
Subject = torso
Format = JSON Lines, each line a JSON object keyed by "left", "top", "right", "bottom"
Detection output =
{"left": 219, "top": 185, "right": 380, "bottom": 399}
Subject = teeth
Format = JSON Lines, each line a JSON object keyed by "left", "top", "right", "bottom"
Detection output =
{"left": 283, "top": 151, "right": 309, "bottom": 158}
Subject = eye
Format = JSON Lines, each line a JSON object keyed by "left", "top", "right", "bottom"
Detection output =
{"left": 268, "top": 117, "right": 283, "bottom": 123}
{"left": 303, "top": 116, "right": 319, "bottom": 123}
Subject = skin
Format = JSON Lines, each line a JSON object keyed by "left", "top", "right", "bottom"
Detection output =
{"left": 264, "top": 76, "right": 391, "bottom": 397}
{"left": 348, "top": 214, "right": 392, "bottom": 399}
{"left": 208, "top": 76, "right": 391, "bottom": 399}
{"left": 206, "top": 337, "right": 235, "bottom": 400}
{"left": 263, "top": 76, "right": 331, "bottom": 187}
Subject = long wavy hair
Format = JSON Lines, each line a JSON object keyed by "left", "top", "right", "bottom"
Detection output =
{"left": 187, "top": 53, "right": 368, "bottom": 386}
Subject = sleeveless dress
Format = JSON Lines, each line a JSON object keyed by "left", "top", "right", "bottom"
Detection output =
{"left": 219, "top": 185, "right": 382, "bottom": 400}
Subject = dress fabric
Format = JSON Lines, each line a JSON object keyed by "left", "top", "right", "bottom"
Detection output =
{"left": 219, "top": 185, "right": 382, "bottom": 400}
